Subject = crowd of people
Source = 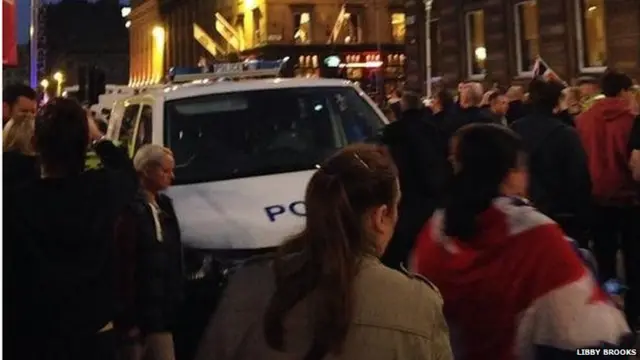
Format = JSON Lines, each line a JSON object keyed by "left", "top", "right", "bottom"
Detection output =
{"left": 2, "top": 68, "right": 639, "bottom": 360}
{"left": 3, "top": 91, "right": 183, "bottom": 360}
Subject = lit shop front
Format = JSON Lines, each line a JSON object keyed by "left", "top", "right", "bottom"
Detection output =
{"left": 240, "top": 44, "right": 405, "bottom": 91}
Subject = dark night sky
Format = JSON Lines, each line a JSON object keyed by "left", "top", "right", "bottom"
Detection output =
{"left": 17, "top": 0, "right": 129, "bottom": 44}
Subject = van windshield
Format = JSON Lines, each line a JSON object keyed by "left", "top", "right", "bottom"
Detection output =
{"left": 165, "top": 86, "right": 385, "bottom": 185}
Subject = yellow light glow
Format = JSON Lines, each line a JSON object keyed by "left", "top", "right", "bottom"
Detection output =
{"left": 245, "top": 0, "right": 257, "bottom": 10}
{"left": 40, "top": 79, "right": 49, "bottom": 89}
{"left": 151, "top": 26, "right": 166, "bottom": 87}
{"left": 53, "top": 71, "right": 64, "bottom": 82}
{"left": 152, "top": 26, "right": 165, "bottom": 39}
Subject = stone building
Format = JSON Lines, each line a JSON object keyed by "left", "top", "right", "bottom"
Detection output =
{"left": 129, "top": 0, "right": 408, "bottom": 91}
{"left": 405, "top": 0, "right": 640, "bottom": 93}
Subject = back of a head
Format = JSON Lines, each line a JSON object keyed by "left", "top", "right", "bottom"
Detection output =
{"left": 506, "top": 86, "right": 525, "bottom": 102}
{"left": 265, "top": 143, "right": 398, "bottom": 358}
{"left": 133, "top": 144, "right": 172, "bottom": 173}
{"left": 3, "top": 84, "right": 37, "bottom": 106}
{"left": 35, "top": 97, "right": 89, "bottom": 175}
{"left": 445, "top": 124, "right": 523, "bottom": 240}
{"left": 401, "top": 91, "right": 423, "bottom": 111}
{"left": 462, "top": 82, "right": 484, "bottom": 107}
{"left": 3, "top": 116, "right": 36, "bottom": 155}
{"left": 436, "top": 89, "right": 455, "bottom": 109}
{"left": 527, "top": 79, "right": 564, "bottom": 113}
{"left": 487, "top": 90, "right": 504, "bottom": 105}
{"left": 601, "top": 70, "right": 633, "bottom": 98}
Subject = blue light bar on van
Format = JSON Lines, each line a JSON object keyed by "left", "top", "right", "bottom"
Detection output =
{"left": 169, "top": 57, "right": 290, "bottom": 83}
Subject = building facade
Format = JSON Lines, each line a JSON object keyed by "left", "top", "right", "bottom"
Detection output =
{"left": 406, "top": 0, "right": 640, "bottom": 93}
{"left": 129, "top": 0, "right": 163, "bottom": 86}
{"left": 129, "top": 0, "right": 408, "bottom": 91}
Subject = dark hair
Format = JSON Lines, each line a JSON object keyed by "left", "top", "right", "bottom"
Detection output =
{"left": 401, "top": 91, "right": 423, "bottom": 110}
{"left": 527, "top": 79, "right": 564, "bottom": 113}
{"left": 263, "top": 144, "right": 398, "bottom": 359}
{"left": 445, "top": 124, "right": 524, "bottom": 240}
{"left": 3, "top": 84, "right": 37, "bottom": 106}
{"left": 435, "top": 89, "right": 455, "bottom": 110}
{"left": 601, "top": 70, "right": 633, "bottom": 97}
{"left": 35, "top": 97, "right": 89, "bottom": 175}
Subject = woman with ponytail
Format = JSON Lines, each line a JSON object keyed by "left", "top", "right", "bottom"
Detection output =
{"left": 195, "top": 143, "right": 452, "bottom": 360}
{"left": 412, "top": 124, "right": 632, "bottom": 360}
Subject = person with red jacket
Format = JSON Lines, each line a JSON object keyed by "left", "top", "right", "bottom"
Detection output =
{"left": 575, "top": 70, "right": 639, "bottom": 330}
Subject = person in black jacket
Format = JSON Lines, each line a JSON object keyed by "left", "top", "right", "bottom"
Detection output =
{"left": 116, "top": 144, "right": 183, "bottom": 360}
{"left": 4, "top": 98, "right": 138, "bottom": 360}
{"left": 380, "top": 92, "right": 447, "bottom": 270}
{"left": 511, "top": 80, "right": 592, "bottom": 247}
{"left": 505, "top": 86, "right": 528, "bottom": 124}
{"left": 458, "top": 82, "right": 494, "bottom": 126}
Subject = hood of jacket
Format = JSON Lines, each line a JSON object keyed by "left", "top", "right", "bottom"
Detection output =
{"left": 587, "top": 97, "right": 633, "bottom": 122}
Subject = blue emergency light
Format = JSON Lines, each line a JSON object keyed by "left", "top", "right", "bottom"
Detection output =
{"left": 168, "top": 57, "right": 290, "bottom": 83}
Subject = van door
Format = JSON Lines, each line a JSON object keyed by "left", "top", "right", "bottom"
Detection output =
{"left": 131, "top": 104, "right": 154, "bottom": 155}
{"left": 115, "top": 104, "right": 142, "bottom": 157}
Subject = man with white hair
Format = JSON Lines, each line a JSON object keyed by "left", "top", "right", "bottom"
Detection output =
{"left": 116, "top": 144, "right": 183, "bottom": 360}
{"left": 456, "top": 81, "right": 493, "bottom": 128}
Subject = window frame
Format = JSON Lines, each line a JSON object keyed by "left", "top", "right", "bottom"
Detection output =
{"left": 429, "top": 18, "right": 441, "bottom": 82}
{"left": 341, "top": 6, "right": 365, "bottom": 44}
{"left": 292, "top": 10, "right": 313, "bottom": 44}
{"left": 574, "top": 0, "right": 607, "bottom": 73}
{"left": 464, "top": 10, "right": 487, "bottom": 80}
{"left": 514, "top": 0, "right": 538, "bottom": 77}
{"left": 133, "top": 104, "right": 153, "bottom": 154}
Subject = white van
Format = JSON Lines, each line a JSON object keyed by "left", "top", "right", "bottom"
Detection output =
{"left": 106, "top": 73, "right": 388, "bottom": 262}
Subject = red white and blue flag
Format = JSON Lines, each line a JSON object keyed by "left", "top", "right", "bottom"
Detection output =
{"left": 412, "top": 197, "right": 631, "bottom": 360}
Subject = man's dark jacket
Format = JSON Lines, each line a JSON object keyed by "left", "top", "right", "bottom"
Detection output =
{"left": 511, "top": 110, "right": 592, "bottom": 245}
{"left": 380, "top": 109, "right": 447, "bottom": 269}
{"left": 115, "top": 192, "right": 184, "bottom": 335}
{"left": 4, "top": 141, "right": 138, "bottom": 358}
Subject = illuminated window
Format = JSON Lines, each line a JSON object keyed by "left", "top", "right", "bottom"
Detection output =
{"left": 515, "top": 1, "right": 539, "bottom": 75}
{"left": 391, "top": 13, "right": 405, "bottom": 44}
{"left": 341, "top": 12, "right": 362, "bottom": 44}
{"left": 294, "top": 12, "right": 312, "bottom": 44}
{"left": 576, "top": 0, "right": 607, "bottom": 70}
{"left": 465, "top": 10, "right": 486, "bottom": 78}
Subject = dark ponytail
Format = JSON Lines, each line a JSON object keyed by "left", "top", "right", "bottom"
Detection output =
{"left": 444, "top": 124, "right": 523, "bottom": 241}
{"left": 263, "top": 144, "right": 398, "bottom": 359}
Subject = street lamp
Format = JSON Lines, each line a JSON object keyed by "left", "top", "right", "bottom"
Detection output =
{"left": 53, "top": 71, "right": 64, "bottom": 96}
{"left": 425, "top": 0, "right": 434, "bottom": 98}
{"left": 40, "top": 79, "right": 49, "bottom": 90}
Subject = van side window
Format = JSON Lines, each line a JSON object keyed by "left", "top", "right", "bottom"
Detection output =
{"left": 134, "top": 105, "right": 153, "bottom": 153}
{"left": 119, "top": 105, "right": 140, "bottom": 152}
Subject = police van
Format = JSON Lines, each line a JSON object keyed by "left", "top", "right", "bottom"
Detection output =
{"left": 106, "top": 59, "right": 388, "bottom": 264}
